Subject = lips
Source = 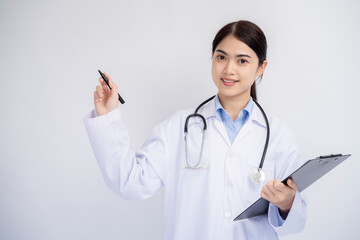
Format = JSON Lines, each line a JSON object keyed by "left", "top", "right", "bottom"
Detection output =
{"left": 222, "top": 78, "right": 239, "bottom": 83}
{"left": 221, "top": 78, "right": 239, "bottom": 86}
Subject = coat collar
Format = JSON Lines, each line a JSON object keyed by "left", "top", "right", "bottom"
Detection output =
{"left": 197, "top": 96, "right": 268, "bottom": 128}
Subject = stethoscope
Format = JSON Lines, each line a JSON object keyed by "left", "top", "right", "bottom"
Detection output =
{"left": 183, "top": 95, "right": 270, "bottom": 184}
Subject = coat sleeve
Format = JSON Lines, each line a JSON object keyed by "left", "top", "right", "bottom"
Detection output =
{"left": 267, "top": 125, "right": 307, "bottom": 236}
{"left": 83, "top": 108, "right": 168, "bottom": 199}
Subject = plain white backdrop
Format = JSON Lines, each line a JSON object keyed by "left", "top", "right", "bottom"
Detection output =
{"left": 1, "top": 0, "right": 359, "bottom": 239}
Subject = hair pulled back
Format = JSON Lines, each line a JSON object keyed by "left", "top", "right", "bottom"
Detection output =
{"left": 212, "top": 20, "right": 267, "bottom": 101}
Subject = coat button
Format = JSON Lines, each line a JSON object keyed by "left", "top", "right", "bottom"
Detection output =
{"left": 225, "top": 211, "right": 231, "bottom": 218}
{"left": 228, "top": 151, "right": 236, "bottom": 158}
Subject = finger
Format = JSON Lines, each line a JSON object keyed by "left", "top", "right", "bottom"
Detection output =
{"left": 103, "top": 72, "right": 112, "bottom": 87}
{"left": 102, "top": 72, "right": 118, "bottom": 98}
{"left": 260, "top": 189, "right": 270, "bottom": 200}
{"left": 273, "top": 179, "right": 285, "bottom": 193}
{"left": 94, "top": 91, "right": 100, "bottom": 102}
{"left": 269, "top": 182, "right": 283, "bottom": 196}
{"left": 104, "top": 72, "right": 118, "bottom": 91}
{"left": 287, "top": 179, "right": 298, "bottom": 192}
{"left": 263, "top": 184, "right": 275, "bottom": 198}
{"left": 96, "top": 85, "right": 104, "bottom": 98}
{"left": 104, "top": 72, "right": 111, "bottom": 81}
{"left": 99, "top": 77, "right": 111, "bottom": 95}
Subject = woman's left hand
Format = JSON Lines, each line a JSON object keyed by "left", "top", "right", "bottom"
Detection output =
{"left": 260, "top": 179, "right": 298, "bottom": 214}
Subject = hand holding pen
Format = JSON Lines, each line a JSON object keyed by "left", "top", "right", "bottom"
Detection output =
{"left": 98, "top": 70, "right": 125, "bottom": 104}
{"left": 94, "top": 70, "right": 125, "bottom": 116}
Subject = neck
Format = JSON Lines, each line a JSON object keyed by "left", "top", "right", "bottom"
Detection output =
{"left": 218, "top": 93, "right": 251, "bottom": 121}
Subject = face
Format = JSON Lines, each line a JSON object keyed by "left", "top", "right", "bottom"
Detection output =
{"left": 211, "top": 34, "right": 267, "bottom": 101}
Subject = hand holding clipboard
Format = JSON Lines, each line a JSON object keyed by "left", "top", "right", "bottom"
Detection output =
{"left": 234, "top": 154, "right": 351, "bottom": 221}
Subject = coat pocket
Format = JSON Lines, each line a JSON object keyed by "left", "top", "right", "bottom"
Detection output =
{"left": 242, "top": 158, "right": 275, "bottom": 204}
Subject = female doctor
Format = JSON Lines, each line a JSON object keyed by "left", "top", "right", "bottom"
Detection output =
{"left": 84, "top": 20, "right": 306, "bottom": 239}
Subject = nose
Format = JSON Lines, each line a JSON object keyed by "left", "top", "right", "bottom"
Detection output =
{"left": 223, "top": 60, "right": 235, "bottom": 75}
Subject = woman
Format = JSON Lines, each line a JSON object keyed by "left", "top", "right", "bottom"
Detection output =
{"left": 84, "top": 20, "right": 306, "bottom": 239}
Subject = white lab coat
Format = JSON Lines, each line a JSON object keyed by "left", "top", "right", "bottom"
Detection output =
{"left": 83, "top": 98, "right": 307, "bottom": 240}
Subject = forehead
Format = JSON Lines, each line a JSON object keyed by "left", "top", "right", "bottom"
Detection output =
{"left": 215, "top": 35, "right": 257, "bottom": 57}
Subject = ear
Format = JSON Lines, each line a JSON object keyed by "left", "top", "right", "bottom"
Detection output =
{"left": 256, "top": 60, "right": 268, "bottom": 77}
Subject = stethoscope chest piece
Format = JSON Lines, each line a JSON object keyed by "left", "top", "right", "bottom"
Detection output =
{"left": 250, "top": 168, "right": 265, "bottom": 184}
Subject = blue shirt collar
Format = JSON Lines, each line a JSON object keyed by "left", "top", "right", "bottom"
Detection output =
{"left": 214, "top": 94, "right": 254, "bottom": 122}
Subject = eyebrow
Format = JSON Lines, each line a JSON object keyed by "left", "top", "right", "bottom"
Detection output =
{"left": 215, "top": 49, "right": 251, "bottom": 58}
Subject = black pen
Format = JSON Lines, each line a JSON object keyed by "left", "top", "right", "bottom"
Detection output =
{"left": 98, "top": 70, "right": 125, "bottom": 104}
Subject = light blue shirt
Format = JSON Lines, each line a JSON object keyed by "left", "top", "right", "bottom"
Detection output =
{"left": 214, "top": 94, "right": 254, "bottom": 144}
{"left": 214, "top": 94, "right": 286, "bottom": 226}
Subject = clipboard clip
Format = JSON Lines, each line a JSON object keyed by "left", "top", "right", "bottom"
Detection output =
{"left": 318, "top": 153, "right": 342, "bottom": 159}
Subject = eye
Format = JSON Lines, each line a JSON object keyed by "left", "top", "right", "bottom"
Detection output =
{"left": 239, "top": 59, "right": 248, "bottom": 64}
{"left": 217, "top": 55, "right": 225, "bottom": 61}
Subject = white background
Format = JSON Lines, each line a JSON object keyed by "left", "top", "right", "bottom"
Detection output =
{"left": 1, "top": 0, "right": 359, "bottom": 239}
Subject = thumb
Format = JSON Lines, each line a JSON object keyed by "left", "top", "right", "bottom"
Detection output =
{"left": 105, "top": 73, "right": 118, "bottom": 91}
{"left": 103, "top": 72, "right": 118, "bottom": 98}
{"left": 287, "top": 179, "right": 298, "bottom": 191}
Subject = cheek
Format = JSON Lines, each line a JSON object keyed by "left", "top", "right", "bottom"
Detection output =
{"left": 212, "top": 62, "right": 223, "bottom": 77}
{"left": 250, "top": 64, "right": 260, "bottom": 77}
{"left": 211, "top": 63, "right": 219, "bottom": 79}
{"left": 239, "top": 66, "right": 257, "bottom": 79}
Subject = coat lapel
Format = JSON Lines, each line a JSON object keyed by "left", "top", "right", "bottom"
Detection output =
{"left": 197, "top": 97, "right": 231, "bottom": 146}
{"left": 195, "top": 97, "right": 268, "bottom": 148}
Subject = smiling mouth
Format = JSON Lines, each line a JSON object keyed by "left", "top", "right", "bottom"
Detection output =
{"left": 222, "top": 78, "right": 239, "bottom": 83}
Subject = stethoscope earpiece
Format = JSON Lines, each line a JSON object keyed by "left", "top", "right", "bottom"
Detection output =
{"left": 250, "top": 168, "right": 266, "bottom": 184}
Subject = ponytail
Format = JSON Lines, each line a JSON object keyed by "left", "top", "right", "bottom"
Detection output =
{"left": 250, "top": 82, "right": 257, "bottom": 101}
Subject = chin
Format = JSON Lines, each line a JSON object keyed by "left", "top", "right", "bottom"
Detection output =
{"left": 218, "top": 89, "right": 250, "bottom": 99}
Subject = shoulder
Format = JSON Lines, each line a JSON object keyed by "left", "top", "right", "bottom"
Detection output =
{"left": 252, "top": 103, "right": 297, "bottom": 143}
{"left": 154, "top": 108, "right": 195, "bottom": 132}
{"left": 267, "top": 115, "right": 300, "bottom": 150}
{"left": 266, "top": 115, "right": 305, "bottom": 178}
{"left": 269, "top": 116, "right": 295, "bottom": 136}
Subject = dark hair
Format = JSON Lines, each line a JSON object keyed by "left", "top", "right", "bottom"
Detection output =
{"left": 212, "top": 20, "right": 267, "bottom": 101}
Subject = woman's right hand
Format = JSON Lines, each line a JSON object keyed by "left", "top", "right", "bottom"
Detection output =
{"left": 93, "top": 72, "right": 119, "bottom": 116}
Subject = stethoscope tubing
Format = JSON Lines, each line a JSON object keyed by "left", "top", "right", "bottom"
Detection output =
{"left": 252, "top": 99, "right": 270, "bottom": 170}
{"left": 183, "top": 95, "right": 270, "bottom": 180}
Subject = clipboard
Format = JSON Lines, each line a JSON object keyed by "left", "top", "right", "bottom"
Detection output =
{"left": 234, "top": 153, "right": 351, "bottom": 221}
